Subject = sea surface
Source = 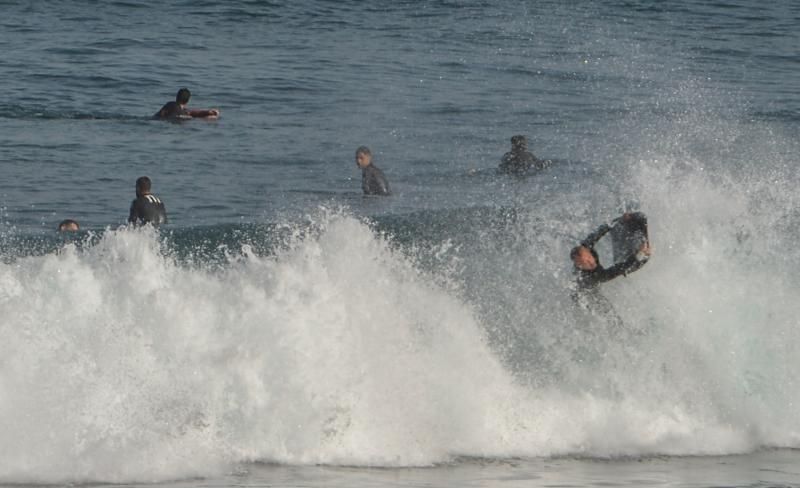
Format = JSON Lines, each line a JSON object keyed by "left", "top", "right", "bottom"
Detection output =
{"left": 1, "top": 0, "right": 800, "bottom": 486}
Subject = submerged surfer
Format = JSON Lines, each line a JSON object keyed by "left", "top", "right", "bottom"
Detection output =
{"left": 128, "top": 176, "right": 167, "bottom": 226}
{"left": 499, "top": 135, "right": 549, "bottom": 175}
{"left": 153, "top": 88, "right": 220, "bottom": 120}
{"left": 355, "top": 146, "right": 391, "bottom": 196}
{"left": 570, "top": 213, "right": 651, "bottom": 325}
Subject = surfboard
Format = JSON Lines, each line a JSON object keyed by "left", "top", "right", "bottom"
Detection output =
{"left": 610, "top": 212, "right": 649, "bottom": 264}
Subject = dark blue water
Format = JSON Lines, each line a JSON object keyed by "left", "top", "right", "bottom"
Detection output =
{"left": 1, "top": 1, "right": 800, "bottom": 486}
{"left": 2, "top": 0, "right": 797, "bottom": 232}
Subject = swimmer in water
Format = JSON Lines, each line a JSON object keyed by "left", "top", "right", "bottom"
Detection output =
{"left": 128, "top": 176, "right": 168, "bottom": 226}
{"left": 153, "top": 88, "right": 220, "bottom": 120}
{"left": 499, "top": 135, "right": 549, "bottom": 175}
{"left": 57, "top": 219, "right": 80, "bottom": 232}
{"left": 355, "top": 146, "right": 391, "bottom": 196}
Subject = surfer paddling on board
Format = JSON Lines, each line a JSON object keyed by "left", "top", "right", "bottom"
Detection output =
{"left": 153, "top": 88, "right": 220, "bottom": 120}
{"left": 570, "top": 212, "right": 651, "bottom": 325}
{"left": 499, "top": 135, "right": 550, "bottom": 175}
{"left": 128, "top": 176, "right": 167, "bottom": 226}
{"left": 355, "top": 146, "right": 391, "bottom": 196}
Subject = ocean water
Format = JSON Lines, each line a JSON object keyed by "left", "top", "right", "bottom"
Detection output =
{"left": 1, "top": 0, "right": 800, "bottom": 486}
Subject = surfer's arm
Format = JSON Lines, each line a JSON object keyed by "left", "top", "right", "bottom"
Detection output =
{"left": 376, "top": 176, "right": 390, "bottom": 195}
{"left": 597, "top": 245, "right": 650, "bottom": 282}
{"left": 366, "top": 167, "right": 390, "bottom": 195}
{"left": 594, "top": 255, "right": 641, "bottom": 283}
{"left": 187, "top": 108, "right": 220, "bottom": 118}
{"left": 581, "top": 223, "right": 612, "bottom": 248}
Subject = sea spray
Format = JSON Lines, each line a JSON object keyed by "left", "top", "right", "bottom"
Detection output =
{"left": 2, "top": 161, "right": 800, "bottom": 483}
{"left": 0, "top": 213, "right": 517, "bottom": 482}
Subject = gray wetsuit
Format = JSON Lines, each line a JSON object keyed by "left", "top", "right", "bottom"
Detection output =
{"left": 362, "top": 164, "right": 390, "bottom": 195}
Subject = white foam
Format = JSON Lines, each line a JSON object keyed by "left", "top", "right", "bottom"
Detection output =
{"left": 2, "top": 176, "right": 800, "bottom": 483}
{"left": 0, "top": 215, "right": 518, "bottom": 482}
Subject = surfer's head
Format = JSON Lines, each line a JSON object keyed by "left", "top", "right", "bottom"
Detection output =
{"left": 57, "top": 219, "right": 80, "bottom": 232}
{"left": 511, "top": 135, "right": 527, "bottom": 151}
{"left": 570, "top": 245, "right": 598, "bottom": 271}
{"left": 355, "top": 146, "right": 372, "bottom": 168}
{"left": 175, "top": 88, "right": 191, "bottom": 105}
{"left": 135, "top": 176, "right": 152, "bottom": 198}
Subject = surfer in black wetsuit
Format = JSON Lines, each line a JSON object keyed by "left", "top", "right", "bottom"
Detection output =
{"left": 355, "top": 146, "right": 391, "bottom": 196}
{"left": 153, "top": 88, "right": 220, "bottom": 120}
{"left": 128, "top": 176, "right": 167, "bottom": 226}
{"left": 571, "top": 216, "right": 650, "bottom": 290}
{"left": 499, "top": 135, "right": 549, "bottom": 175}
{"left": 570, "top": 214, "right": 650, "bottom": 325}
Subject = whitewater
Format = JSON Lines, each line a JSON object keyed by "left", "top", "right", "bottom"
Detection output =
{"left": 3, "top": 133, "right": 800, "bottom": 482}
{"left": 2, "top": 0, "right": 800, "bottom": 485}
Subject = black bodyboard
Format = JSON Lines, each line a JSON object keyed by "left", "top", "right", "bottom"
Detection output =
{"left": 610, "top": 212, "right": 649, "bottom": 264}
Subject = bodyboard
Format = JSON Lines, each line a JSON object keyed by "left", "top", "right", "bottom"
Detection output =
{"left": 610, "top": 212, "right": 649, "bottom": 264}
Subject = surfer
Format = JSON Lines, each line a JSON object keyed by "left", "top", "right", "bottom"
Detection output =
{"left": 570, "top": 213, "right": 650, "bottom": 291}
{"left": 128, "top": 176, "right": 168, "bottom": 226}
{"left": 57, "top": 219, "right": 80, "bottom": 232}
{"left": 153, "top": 88, "right": 220, "bottom": 120}
{"left": 569, "top": 213, "right": 650, "bottom": 326}
{"left": 355, "top": 146, "right": 391, "bottom": 196}
{"left": 499, "top": 135, "right": 549, "bottom": 175}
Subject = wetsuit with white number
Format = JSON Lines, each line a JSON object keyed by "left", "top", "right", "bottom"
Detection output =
{"left": 129, "top": 193, "right": 168, "bottom": 225}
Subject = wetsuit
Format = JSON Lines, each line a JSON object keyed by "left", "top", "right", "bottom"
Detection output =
{"left": 571, "top": 223, "right": 648, "bottom": 329}
{"left": 128, "top": 193, "right": 168, "bottom": 225}
{"left": 362, "top": 164, "right": 390, "bottom": 195}
{"left": 574, "top": 223, "right": 648, "bottom": 291}
{"left": 499, "top": 150, "right": 549, "bottom": 175}
{"left": 153, "top": 101, "right": 190, "bottom": 120}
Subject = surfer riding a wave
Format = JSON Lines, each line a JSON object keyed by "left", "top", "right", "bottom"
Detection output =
{"left": 570, "top": 212, "right": 651, "bottom": 291}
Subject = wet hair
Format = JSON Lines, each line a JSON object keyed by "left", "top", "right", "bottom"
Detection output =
{"left": 136, "top": 176, "right": 152, "bottom": 194}
{"left": 511, "top": 135, "right": 527, "bottom": 151}
{"left": 58, "top": 219, "right": 80, "bottom": 232}
{"left": 570, "top": 245, "right": 599, "bottom": 265}
{"left": 355, "top": 146, "right": 372, "bottom": 157}
{"left": 175, "top": 88, "right": 191, "bottom": 105}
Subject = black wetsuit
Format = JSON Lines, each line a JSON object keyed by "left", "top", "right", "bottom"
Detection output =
{"left": 499, "top": 150, "right": 549, "bottom": 175}
{"left": 571, "top": 223, "right": 648, "bottom": 329}
{"left": 574, "top": 224, "right": 647, "bottom": 291}
{"left": 153, "top": 101, "right": 189, "bottom": 120}
{"left": 128, "top": 193, "right": 168, "bottom": 225}
{"left": 362, "top": 164, "right": 390, "bottom": 195}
